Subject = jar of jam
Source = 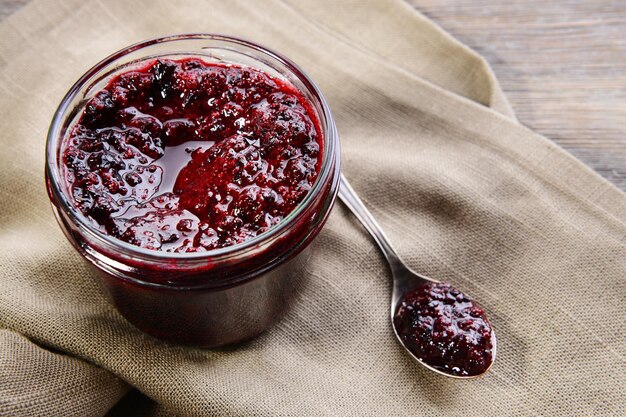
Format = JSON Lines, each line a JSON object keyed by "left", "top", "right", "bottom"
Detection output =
{"left": 45, "top": 34, "right": 340, "bottom": 347}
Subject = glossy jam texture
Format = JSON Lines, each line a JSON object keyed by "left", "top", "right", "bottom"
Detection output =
{"left": 62, "top": 58, "right": 322, "bottom": 252}
{"left": 394, "top": 282, "right": 494, "bottom": 377}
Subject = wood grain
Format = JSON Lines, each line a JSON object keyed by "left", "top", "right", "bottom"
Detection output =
{"left": 411, "top": 0, "right": 626, "bottom": 190}
{"left": 1, "top": 0, "right": 624, "bottom": 190}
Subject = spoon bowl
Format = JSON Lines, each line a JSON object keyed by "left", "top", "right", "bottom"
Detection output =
{"left": 390, "top": 266, "right": 497, "bottom": 379}
{"left": 338, "top": 174, "right": 496, "bottom": 378}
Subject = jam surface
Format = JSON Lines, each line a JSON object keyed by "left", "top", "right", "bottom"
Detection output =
{"left": 394, "top": 282, "right": 494, "bottom": 377}
{"left": 62, "top": 58, "right": 322, "bottom": 252}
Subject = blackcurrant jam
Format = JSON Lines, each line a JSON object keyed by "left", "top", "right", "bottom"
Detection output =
{"left": 61, "top": 58, "right": 323, "bottom": 253}
{"left": 46, "top": 35, "right": 340, "bottom": 347}
{"left": 394, "top": 282, "right": 495, "bottom": 377}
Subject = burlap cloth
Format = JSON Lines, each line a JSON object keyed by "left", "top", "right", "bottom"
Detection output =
{"left": 0, "top": 0, "right": 624, "bottom": 415}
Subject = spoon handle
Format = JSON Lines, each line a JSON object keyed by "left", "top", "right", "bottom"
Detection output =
{"left": 338, "top": 174, "right": 403, "bottom": 270}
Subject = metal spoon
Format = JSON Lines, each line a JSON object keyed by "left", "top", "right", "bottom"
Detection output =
{"left": 338, "top": 174, "right": 496, "bottom": 378}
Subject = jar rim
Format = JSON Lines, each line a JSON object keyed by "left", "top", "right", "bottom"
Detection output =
{"left": 45, "top": 33, "right": 339, "bottom": 262}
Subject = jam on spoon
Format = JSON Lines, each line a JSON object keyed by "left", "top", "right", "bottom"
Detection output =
{"left": 338, "top": 175, "right": 496, "bottom": 378}
{"left": 394, "top": 282, "right": 494, "bottom": 377}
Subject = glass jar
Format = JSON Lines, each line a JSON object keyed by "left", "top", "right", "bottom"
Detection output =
{"left": 45, "top": 34, "right": 340, "bottom": 347}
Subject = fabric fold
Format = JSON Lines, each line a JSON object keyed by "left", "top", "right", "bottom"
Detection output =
{"left": 0, "top": 330, "right": 129, "bottom": 417}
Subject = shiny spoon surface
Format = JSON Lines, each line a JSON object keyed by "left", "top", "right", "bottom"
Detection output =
{"left": 338, "top": 174, "right": 496, "bottom": 379}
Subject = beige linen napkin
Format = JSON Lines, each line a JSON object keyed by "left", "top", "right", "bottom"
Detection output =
{"left": 1, "top": 0, "right": 624, "bottom": 415}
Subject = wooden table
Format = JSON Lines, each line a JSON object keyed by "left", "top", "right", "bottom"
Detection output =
{"left": 2, "top": 0, "right": 624, "bottom": 190}
{"left": 411, "top": 1, "right": 625, "bottom": 191}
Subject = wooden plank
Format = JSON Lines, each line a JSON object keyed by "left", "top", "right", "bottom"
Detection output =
{"left": 410, "top": 0, "right": 626, "bottom": 190}
{"left": 1, "top": 0, "right": 624, "bottom": 190}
